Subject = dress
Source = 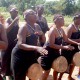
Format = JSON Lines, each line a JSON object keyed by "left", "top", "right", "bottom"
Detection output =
{"left": 1, "top": 20, "right": 19, "bottom": 76}
{"left": 11, "top": 24, "right": 41, "bottom": 80}
{"left": 62, "top": 25, "right": 80, "bottom": 64}
{"left": 41, "top": 37, "right": 62, "bottom": 70}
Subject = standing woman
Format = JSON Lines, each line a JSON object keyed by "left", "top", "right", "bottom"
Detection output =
{"left": 11, "top": 9, "right": 48, "bottom": 80}
{"left": 40, "top": 14, "right": 80, "bottom": 80}
{"left": 0, "top": 14, "right": 8, "bottom": 80}
{"left": 67, "top": 14, "right": 80, "bottom": 80}
{"left": 1, "top": 7, "right": 19, "bottom": 80}
{"left": 35, "top": 5, "right": 49, "bottom": 34}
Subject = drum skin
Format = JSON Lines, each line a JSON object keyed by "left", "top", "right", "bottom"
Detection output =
{"left": 52, "top": 56, "right": 68, "bottom": 73}
{"left": 27, "top": 63, "right": 43, "bottom": 80}
{"left": 73, "top": 52, "right": 80, "bottom": 66}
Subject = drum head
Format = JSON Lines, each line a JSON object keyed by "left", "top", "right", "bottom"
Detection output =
{"left": 27, "top": 63, "right": 43, "bottom": 80}
{"left": 73, "top": 52, "right": 80, "bottom": 66}
{"left": 52, "top": 56, "right": 68, "bottom": 73}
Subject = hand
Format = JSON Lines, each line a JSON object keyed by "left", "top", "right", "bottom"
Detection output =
{"left": 34, "top": 31, "right": 43, "bottom": 36}
{"left": 63, "top": 45, "right": 74, "bottom": 51}
{"left": 36, "top": 47, "right": 48, "bottom": 55}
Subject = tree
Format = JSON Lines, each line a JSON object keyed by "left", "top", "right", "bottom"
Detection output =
{"left": 62, "top": 0, "right": 76, "bottom": 15}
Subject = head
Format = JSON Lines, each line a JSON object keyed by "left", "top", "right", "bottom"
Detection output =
{"left": 10, "top": 7, "right": 18, "bottom": 19}
{"left": 73, "top": 13, "right": 80, "bottom": 25}
{"left": 35, "top": 5, "right": 44, "bottom": 16}
{"left": 53, "top": 14, "right": 64, "bottom": 27}
{"left": 23, "top": 9, "right": 37, "bottom": 23}
{"left": 0, "top": 14, "right": 5, "bottom": 24}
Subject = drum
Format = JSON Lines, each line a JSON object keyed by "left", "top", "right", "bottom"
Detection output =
{"left": 72, "top": 52, "right": 80, "bottom": 66}
{"left": 27, "top": 63, "right": 43, "bottom": 80}
{"left": 52, "top": 56, "right": 68, "bottom": 73}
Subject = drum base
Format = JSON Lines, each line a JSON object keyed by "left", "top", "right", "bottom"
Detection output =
{"left": 52, "top": 56, "right": 68, "bottom": 73}
{"left": 73, "top": 52, "right": 80, "bottom": 66}
{"left": 27, "top": 63, "right": 43, "bottom": 80}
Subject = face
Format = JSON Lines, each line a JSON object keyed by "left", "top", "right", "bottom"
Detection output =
{"left": 74, "top": 18, "right": 80, "bottom": 25}
{"left": 10, "top": 10, "right": 18, "bottom": 19}
{"left": 55, "top": 16, "right": 64, "bottom": 27}
{"left": 27, "top": 11, "right": 37, "bottom": 23}
{"left": 37, "top": 6, "right": 44, "bottom": 15}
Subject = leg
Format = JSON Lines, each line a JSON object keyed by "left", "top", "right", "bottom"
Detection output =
{"left": 6, "top": 76, "right": 11, "bottom": 80}
{"left": 53, "top": 70, "right": 58, "bottom": 80}
{"left": 0, "top": 75, "right": 3, "bottom": 80}
{"left": 39, "top": 70, "right": 50, "bottom": 80}
{"left": 58, "top": 73, "right": 64, "bottom": 80}
{"left": 68, "top": 64, "right": 75, "bottom": 80}
{"left": 76, "top": 67, "right": 80, "bottom": 79}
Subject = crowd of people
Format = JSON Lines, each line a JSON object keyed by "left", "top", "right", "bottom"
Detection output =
{"left": 0, "top": 4, "right": 80, "bottom": 80}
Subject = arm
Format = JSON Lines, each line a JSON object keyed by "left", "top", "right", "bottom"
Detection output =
{"left": 5, "top": 17, "right": 19, "bottom": 33}
{"left": 49, "top": 29, "right": 64, "bottom": 49}
{"left": 67, "top": 24, "right": 80, "bottom": 42}
{"left": 63, "top": 29, "right": 78, "bottom": 45}
{"left": 18, "top": 26, "right": 37, "bottom": 51}
{"left": 43, "top": 16, "right": 49, "bottom": 30}
{"left": 36, "top": 24, "right": 46, "bottom": 43}
{"left": 0, "top": 24, "right": 8, "bottom": 50}
{"left": 18, "top": 25, "right": 48, "bottom": 55}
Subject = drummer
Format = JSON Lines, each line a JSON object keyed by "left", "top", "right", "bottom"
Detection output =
{"left": 11, "top": 9, "right": 48, "bottom": 80}
{"left": 66, "top": 13, "right": 80, "bottom": 80}
{"left": 39, "top": 14, "right": 80, "bottom": 80}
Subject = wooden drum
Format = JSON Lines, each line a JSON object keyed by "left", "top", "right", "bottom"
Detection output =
{"left": 52, "top": 56, "right": 68, "bottom": 73}
{"left": 27, "top": 63, "right": 43, "bottom": 80}
{"left": 73, "top": 52, "right": 80, "bottom": 66}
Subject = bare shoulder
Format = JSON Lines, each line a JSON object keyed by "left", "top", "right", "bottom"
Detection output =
{"left": 6, "top": 17, "right": 12, "bottom": 24}
{"left": 34, "top": 23, "right": 41, "bottom": 30}
{"left": 6, "top": 17, "right": 11, "bottom": 22}
{"left": 67, "top": 23, "right": 73, "bottom": 30}
{"left": 49, "top": 27, "right": 56, "bottom": 35}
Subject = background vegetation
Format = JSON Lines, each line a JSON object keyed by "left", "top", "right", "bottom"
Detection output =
{"left": 0, "top": 0, "right": 80, "bottom": 26}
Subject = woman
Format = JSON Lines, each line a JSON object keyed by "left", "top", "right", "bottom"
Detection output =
{"left": 67, "top": 14, "right": 80, "bottom": 80}
{"left": 0, "top": 14, "right": 8, "bottom": 80}
{"left": 40, "top": 14, "right": 80, "bottom": 80}
{"left": 11, "top": 9, "right": 48, "bottom": 80}
{"left": 35, "top": 5, "right": 49, "bottom": 46}
{"left": 36, "top": 5, "right": 49, "bottom": 34}
{"left": 1, "top": 7, "right": 19, "bottom": 80}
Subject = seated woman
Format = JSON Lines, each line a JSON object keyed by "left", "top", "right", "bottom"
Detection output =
{"left": 40, "top": 14, "right": 80, "bottom": 80}
{"left": 0, "top": 14, "right": 8, "bottom": 80}
{"left": 67, "top": 13, "right": 80, "bottom": 80}
{"left": 11, "top": 9, "right": 48, "bottom": 80}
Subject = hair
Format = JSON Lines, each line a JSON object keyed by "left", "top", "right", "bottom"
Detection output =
{"left": 73, "top": 13, "right": 80, "bottom": 21}
{"left": 35, "top": 4, "right": 44, "bottom": 12}
{"left": 0, "top": 14, "right": 5, "bottom": 24}
{"left": 9, "top": 7, "right": 18, "bottom": 13}
{"left": 23, "top": 9, "right": 35, "bottom": 21}
{"left": 53, "top": 14, "right": 63, "bottom": 22}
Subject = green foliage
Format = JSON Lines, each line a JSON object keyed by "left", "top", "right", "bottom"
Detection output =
{"left": 0, "top": 0, "right": 80, "bottom": 15}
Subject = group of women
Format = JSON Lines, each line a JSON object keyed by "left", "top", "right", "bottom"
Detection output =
{"left": 0, "top": 4, "right": 80, "bottom": 80}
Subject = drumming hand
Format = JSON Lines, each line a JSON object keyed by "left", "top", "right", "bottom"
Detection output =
{"left": 36, "top": 47, "right": 48, "bottom": 55}
{"left": 34, "top": 31, "right": 43, "bottom": 36}
{"left": 63, "top": 45, "right": 74, "bottom": 50}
